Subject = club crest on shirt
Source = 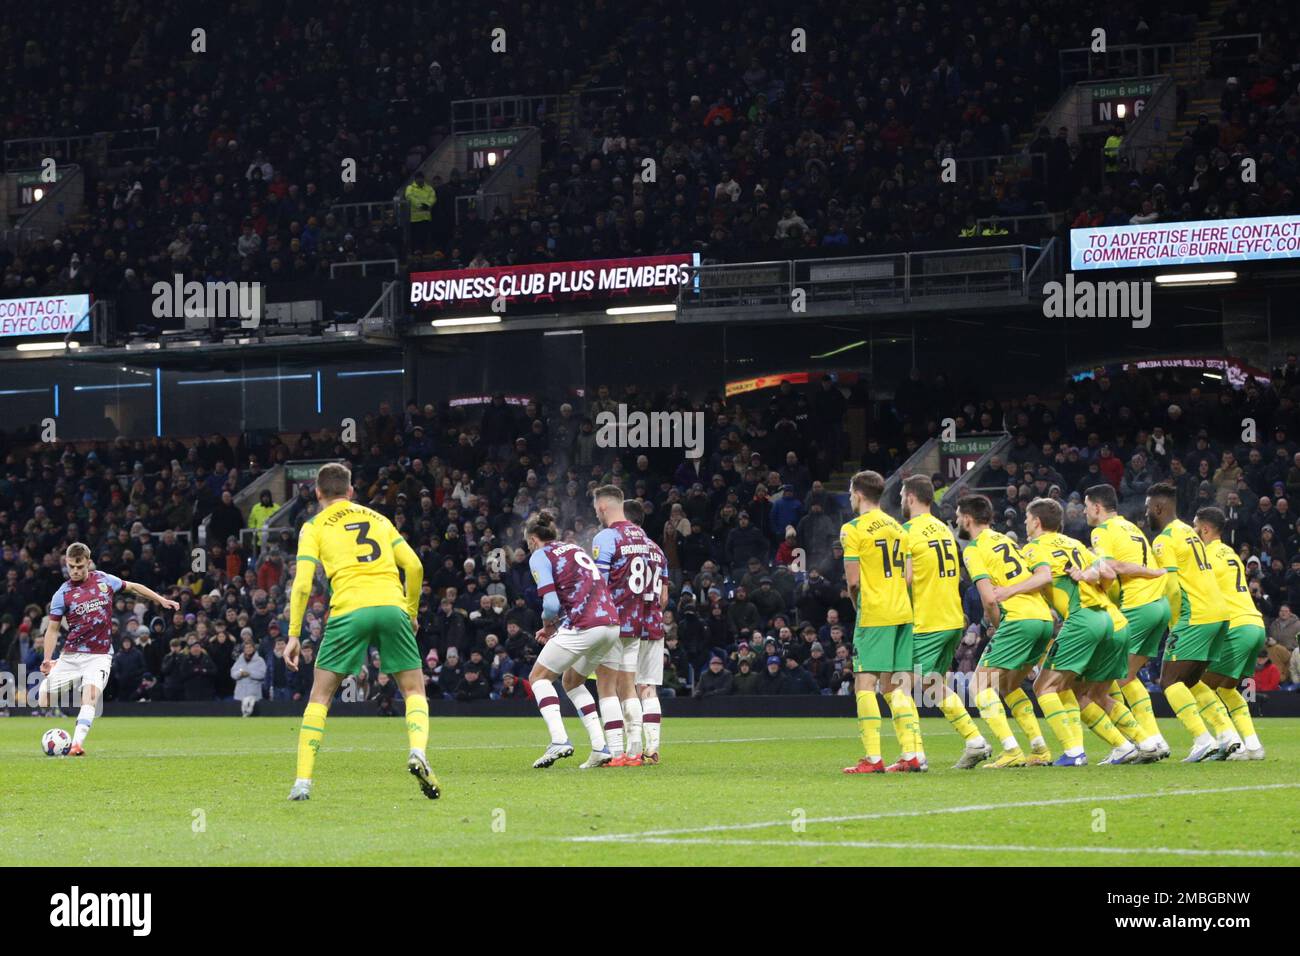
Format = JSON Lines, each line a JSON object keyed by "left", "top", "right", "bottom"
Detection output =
{"left": 98, "top": 582, "right": 110, "bottom": 594}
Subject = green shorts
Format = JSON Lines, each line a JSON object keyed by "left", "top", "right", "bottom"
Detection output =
{"left": 1165, "top": 620, "right": 1228, "bottom": 664}
{"left": 316, "top": 605, "right": 421, "bottom": 676}
{"left": 913, "top": 628, "right": 964, "bottom": 676}
{"left": 1083, "top": 625, "right": 1129, "bottom": 684}
{"left": 852, "top": 623, "right": 914, "bottom": 673}
{"left": 1121, "top": 598, "right": 1169, "bottom": 659}
{"left": 978, "top": 618, "right": 1054, "bottom": 672}
{"left": 1044, "top": 607, "right": 1110, "bottom": 676}
{"left": 1208, "top": 623, "right": 1266, "bottom": 681}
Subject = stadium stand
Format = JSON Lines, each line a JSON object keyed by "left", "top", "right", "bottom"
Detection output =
{"left": 5, "top": 358, "right": 1300, "bottom": 704}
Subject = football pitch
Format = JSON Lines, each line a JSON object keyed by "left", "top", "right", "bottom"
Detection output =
{"left": 4, "top": 716, "right": 1298, "bottom": 867}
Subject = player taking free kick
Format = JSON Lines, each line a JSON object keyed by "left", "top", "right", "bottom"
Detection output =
{"left": 284, "top": 463, "right": 435, "bottom": 800}
{"left": 39, "top": 542, "right": 179, "bottom": 755}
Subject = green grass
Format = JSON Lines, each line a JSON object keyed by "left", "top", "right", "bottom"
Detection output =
{"left": 3, "top": 716, "right": 1297, "bottom": 866}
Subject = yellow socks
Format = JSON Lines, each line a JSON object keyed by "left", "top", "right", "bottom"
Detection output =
{"left": 889, "top": 688, "right": 923, "bottom": 757}
{"left": 1037, "top": 692, "right": 1077, "bottom": 752}
{"left": 1058, "top": 689, "right": 1085, "bottom": 751}
{"left": 1108, "top": 698, "right": 1148, "bottom": 742}
{"left": 1164, "top": 681, "right": 1208, "bottom": 738}
{"left": 405, "top": 693, "right": 429, "bottom": 753}
{"left": 1005, "top": 687, "right": 1044, "bottom": 743}
{"left": 855, "top": 690, "right": 882, "bottom": 759}
{"left": 1081, "top": 701, "right": 1126, "bottom": 747}
{"left": 1121, "top": 678, "right": 1160, "bottom": 739}
{"left": 940, "top": 691, "right": 981, "bottom": 743}
{"left": 296, "top": 701, "right": 329, "bottom": 781}
{"left": 1216, "top": 687, "right": 1258, "bottom": 745}
{"left": 1192, "top": 681, "right": 1233, "bottom": 738}
{"left": 976, "top": 687, "right": 1017, "bottom": 750}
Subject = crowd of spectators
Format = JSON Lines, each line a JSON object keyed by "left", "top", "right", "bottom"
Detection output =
{"left": 9, "top": 0, "right": 1293, "bottom": 303}
{"left": 1057, "top": 2, "right": 1300, "bottom": 244}
{"left": 4, "top": 357, "right": 1300, "bottom": 709}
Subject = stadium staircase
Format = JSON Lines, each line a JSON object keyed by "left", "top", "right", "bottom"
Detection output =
{"left": 1010, "top": 0, "right": 1232, "bottom": 168}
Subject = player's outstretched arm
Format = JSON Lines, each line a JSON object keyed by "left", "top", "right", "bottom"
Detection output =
{"left": 1106, "top": 559, "right": 1165, "bottom": 578}
{"left": 990, "top": 563, "right": 1051, "bottom": 603}
{"left": 122, "top": 580, "right": 180, "bottom": 611}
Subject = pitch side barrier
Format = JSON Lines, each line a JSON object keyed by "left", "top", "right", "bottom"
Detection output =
{"left": 90, "top": 693, "right": 1300, "bottom": 720}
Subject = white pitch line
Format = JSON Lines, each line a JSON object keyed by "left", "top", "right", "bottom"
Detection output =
{"left": 0, "top": 732, "right": 868, "bottom": 760}
{"left": 567, "top": 782, "right": 1300, "bottom": 843}
{"left": 582, "top": 836, "right": 1300, "bottom": 860}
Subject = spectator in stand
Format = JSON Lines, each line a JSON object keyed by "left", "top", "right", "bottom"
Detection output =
{"left": 693, "top": 655, "right": 733, "bottom": 697}
{"left": 1253, "top": 651, "right": 1282, "bottom": 693}
{"left": 231, "top": 638, "right": 266, "bottom": 704}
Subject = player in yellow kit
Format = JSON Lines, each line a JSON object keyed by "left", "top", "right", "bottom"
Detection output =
{"left": 956, "top": 495, "right": 1055, "bottom": 769}
{"left": 841, "top": 470, "right": 926, "bottom": 774}
{"left": 900, "top": 476, "right": 989, "bottom": 768}
{"left": 1084, "top": 483, "right": 1172, "bottom": 759}
{"left": 1193, "top": 506, "right": 1262, "bottom": 759}
{"left": 996, "top": 498, "right": 1132, "bottom": 766}
{"left": 284, "top": 463, "right": 438, "bottom": 800}
{"left": 1145, "top": 483, "right": 1236, "bottom": 762}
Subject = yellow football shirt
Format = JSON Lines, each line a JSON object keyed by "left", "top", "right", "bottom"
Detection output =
{"left": 840, "top": 508, "right": 913, "bottom": 627}
{"left": 1152, "top": 519, "right": 1229, "bottom": 626}
{"left": 1205, "top": 540, "right": 1263, "bottom": 630}
{"left": 1090, "top": 516, "right": 1164, "bottom": 608}
{"left": 961, "top": 528, "right": 1053, "bottom": 622}
{"left": 1024, "top": 531, "right": 1127, "bottom": 632}
{"left": 902, "top": 513, "right": 965, "bottom": 633}
{"left": 296, "top": 500, "right": 415, "bottom": 618}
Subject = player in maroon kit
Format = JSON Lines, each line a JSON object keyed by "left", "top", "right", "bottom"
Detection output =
{"left": 623, "top": 499, "right": 669, "bottom": 763}
{"left": 580, "top": 485, "right": 656, "bottom": 766}
{"left": 38, "top": 542, "right": 178, "bottom": 754}
{"left": 525, "top": 511, "right": 622, "bottom": 769}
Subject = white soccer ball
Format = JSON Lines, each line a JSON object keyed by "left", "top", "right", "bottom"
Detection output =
{"left": 42, "top": 728, "right": 72, "bottom": 757}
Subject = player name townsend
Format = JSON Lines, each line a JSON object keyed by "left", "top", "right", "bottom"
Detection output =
{"left": 595, "top": 404, "right": 704, "bottom": 460}
{"left": 49, "top": 886, "right": 151, "bottom": 936}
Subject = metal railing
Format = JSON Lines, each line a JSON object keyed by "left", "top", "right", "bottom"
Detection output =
{"left": 359, "top": 281, "right": 402, "bottom": 341}
{"left": 450, "top": 86, "right": 623, "bottom": 133}
{"left": 329, "top": 258, "right": 400, "bottom": 279}
{"left": 328, "top": 199, "right": 409, "bottom": 250}
{"left": 954, "top": 152, "right": 1044, "bottom": 184}
{"left": 1118, "top": 75, "right": 1177, "bottom": 169}
{"left": 1058, "top": 34, "right": 1261, "bottom": 89}
{"left": 455, "top": 191, "right": 510, "bottom": 224}
{"left": 975, "top": 213, "right": 1061, "bottom": 238}
{"left": 679, "top": 245, "right": 1056, "bottom": 319}
{"left": 0, "top": 226, "right": 42, "bottom": 252}
{"left": 3, "top": 127, "right": 159, "bottom": 171}
{"left": 1059, "top": 42, "right": 1186, "bottom": 86}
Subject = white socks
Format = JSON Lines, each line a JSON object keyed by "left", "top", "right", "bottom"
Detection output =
{"left": 642, "top": 696, "right": 661, "bottom": 755}
{"left": 567, "top": 683, "right": 606, "bottom": 751}
{"left": 532, "top": 679, "right": 567, "bottom": 744}
{"left": 72, "top": 704, "right": 96, "bottom": 746}
{"left": 622, "top": 697, "right": 643, "bottom": 756}
{"left": 599, "top": 696, "right": 624, "bottom": 756}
